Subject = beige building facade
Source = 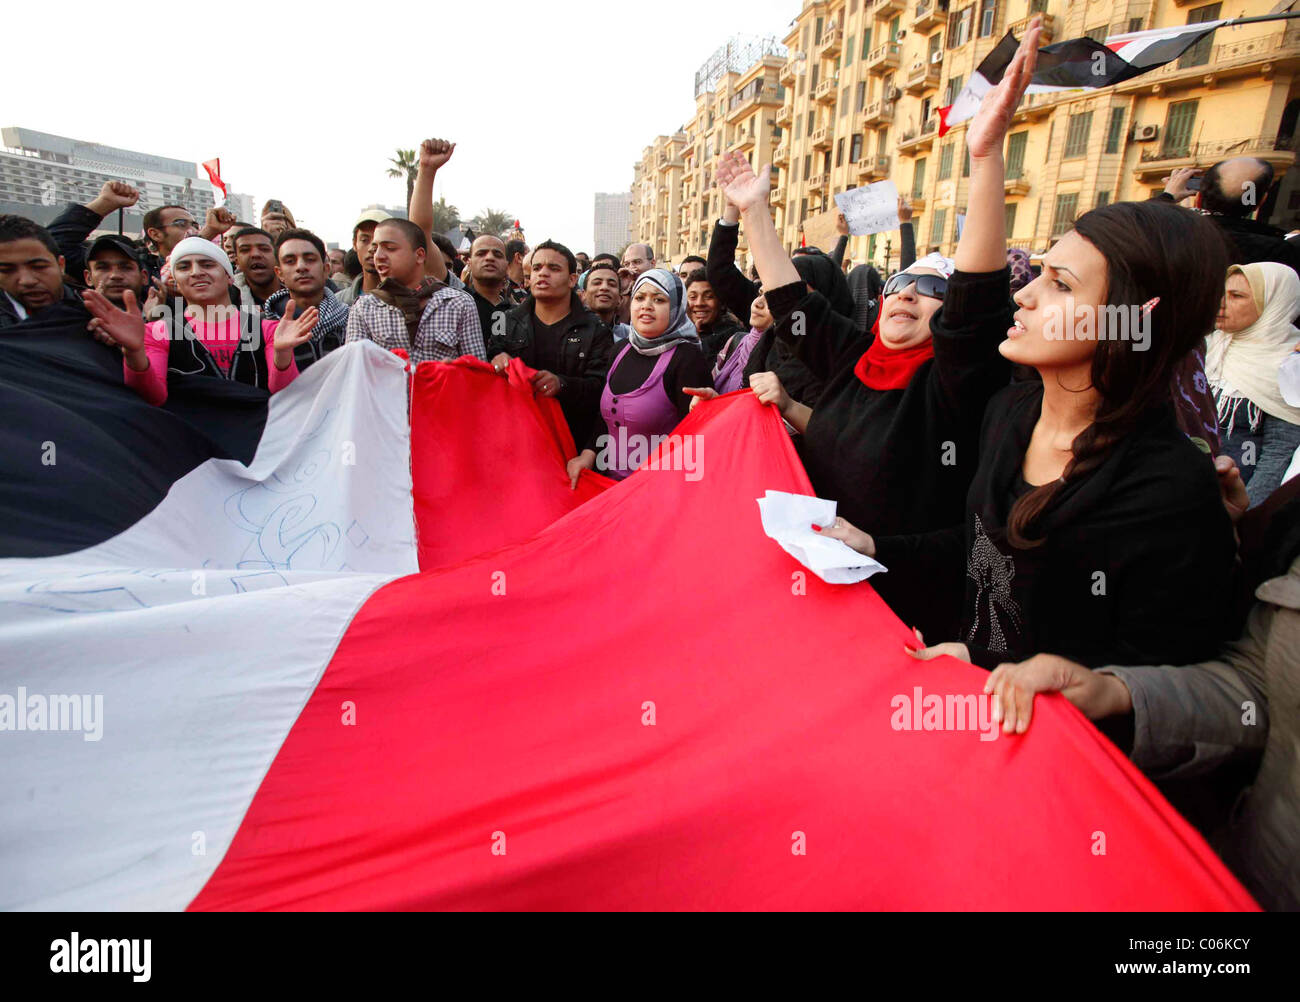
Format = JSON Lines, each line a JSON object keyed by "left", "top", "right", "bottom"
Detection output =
{"left": 631, "top": 0, "right": 1300, "bottom": 274}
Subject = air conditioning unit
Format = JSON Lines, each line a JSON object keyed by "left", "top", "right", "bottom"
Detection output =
{"left": 888, "top": 86, "right": 903, "bottom": 101}
{"left": 1133, "top": 124, "right": 1159, "bottom": 142}
{"left": 930, "top": 51, "right": 944, "bottom": 64}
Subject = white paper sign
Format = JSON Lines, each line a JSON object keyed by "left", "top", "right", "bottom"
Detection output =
{"left": 756, "top": 491, "right": 887, "bottom": 585}
{"left": 833, "top": 180, "right": 900, "bottom": 237}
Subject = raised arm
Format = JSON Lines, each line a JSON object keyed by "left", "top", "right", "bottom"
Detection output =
{"left": 716, "top": 152, "right": 799, "bottom": 293}
{"left": 705, "top": 206, "right": 758, "bottom": 321}
{"left": 409, "top": 138, "right": 455, "bottom": 283}
{"left": 956, "top": 18, "right": 1040, "bottom": 274}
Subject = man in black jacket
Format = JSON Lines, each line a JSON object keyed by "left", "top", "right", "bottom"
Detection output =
{"left": 0, "top": 215, "right": 86, "bottom": 328}
{"left": 488, "top": 240, "right": 613, "bottom": 449}
{"left": 1160, "top": 159, "right": 1300, "bottom": 273}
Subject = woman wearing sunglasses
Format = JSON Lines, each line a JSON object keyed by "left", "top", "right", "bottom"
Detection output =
{"left": 714, "top": 66, "right": 1023, "bottom": 640}
{"left": 812, "top": 23, "right": 1236, "bottom": 680}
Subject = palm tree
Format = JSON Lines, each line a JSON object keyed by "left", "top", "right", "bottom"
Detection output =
{"left": 386, "top": 149, "right": 418, "bottom": 208}
{"left": 431, "top": 196, "right": 461, "bottom": 235}
{"left": 472, "top": 208, "right": 513, "bottom": 238}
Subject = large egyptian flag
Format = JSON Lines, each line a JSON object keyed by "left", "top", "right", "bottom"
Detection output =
{"left": 938, "top": 21, "right": 1225, "bottom": 134}
{"left": 0, "top": 314, "right": 1257, "bottom": 910}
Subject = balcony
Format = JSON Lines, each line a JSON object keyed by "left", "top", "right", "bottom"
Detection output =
{"left": 776, "top": 101, "right": 793, "bottom": 127}
{"left": 907, "top": 195, "right": 926, "bottom": 212}
{"left": 863, "top": 99, "right": 895, "bottom": 126}
{"left": 771, "top": 188, "right": 787, "bottom": 207}
{"left": 913, "top": 0, "right": 944, "bottom": 30}
{"left": 732, "top": 130, "right": 756, "bottom": 152}
{"left": 1133, "top": 135, "right": 1295, "bottom": 183}
{"left": 780, "top": 55, "right": 801, "bottom": 85}
{"left": 1117, "top": 24, "right": 1300, "bottom": 97}
{"left": 872, "top": 0, "right": 904, "bottom": 17}
{"left": 728, "top": 84, "right": 784, "bottom": 122}
{"left": 866, "top": 42, "right": 901, "bottom": 73}
{"left": 814, "top": 74, "right": 839, "bottom": 104}
{"left": 773, "top": 143, "right": 790, "bottom": 166}
{"left": 856, "top": 154, "right": 891, "bottom": 180}
{"left": 819, "top": 23, "right": 842, "bottom": 58}
{"left": 811, "top": 126, "right": 833, "bottom": 151}
{"left": 807, "top": 172, "right": 829, "bottom": 193}
{"left": 905, "top": 60, "right": 941, "bottom": 94}
{"left": 1004, "top": 171, "right": 1031, "bottom": 197}
{"left": 1007, "top": 13, "right": 1056, "bottom": 46}
{"left": 897, "top": 118, "right": 939, "bottom": 155}
{"left": 656, "top": 150, "right": 683, "bottom": 171}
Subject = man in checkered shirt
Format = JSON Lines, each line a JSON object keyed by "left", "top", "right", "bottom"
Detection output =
{"left": 344, "top": 219, "right": 485, "bottom": 363}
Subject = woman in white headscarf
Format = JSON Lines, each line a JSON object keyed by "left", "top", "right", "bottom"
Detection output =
{"left": 566, "top": 269, "right": 713, "bottom": 484}
{"left": 1206, "top": 262, "right": 1300, "bottom": 508}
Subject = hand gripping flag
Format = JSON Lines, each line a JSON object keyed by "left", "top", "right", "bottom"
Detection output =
{"left": 0, "top": 319, "right": 1259, "bottom": 910}
{"left": 938, "top": 21, "right": 1225, "bottom": 135}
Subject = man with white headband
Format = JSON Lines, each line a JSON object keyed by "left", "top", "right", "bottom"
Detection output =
{"left": 83, "top": 237, "right": 320, "bottom": 406}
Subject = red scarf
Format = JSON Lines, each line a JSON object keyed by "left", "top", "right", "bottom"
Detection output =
{"left": 854, "top": 316, "right": 934, "bottom": 391}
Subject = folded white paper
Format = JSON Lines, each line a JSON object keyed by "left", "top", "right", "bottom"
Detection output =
{"left": 756, "top": 490, "right": 888, "bottom": 585}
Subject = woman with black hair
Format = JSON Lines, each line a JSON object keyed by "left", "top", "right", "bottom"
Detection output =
{"left": 820, "top": 23, "right": 1236, "bottom": 673}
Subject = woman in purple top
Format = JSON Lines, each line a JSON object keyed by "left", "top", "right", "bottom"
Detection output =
{"left": 567, "top": 269, "right": 713, "bottom": 485}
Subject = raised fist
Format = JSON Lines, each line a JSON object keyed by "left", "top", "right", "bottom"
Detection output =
{"left": 419, "top": 138, "right": 456, "bottom": 171}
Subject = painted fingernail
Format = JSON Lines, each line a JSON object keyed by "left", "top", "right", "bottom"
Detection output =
{"left": 811, "top": 524, "right": 821, "bottom": 532}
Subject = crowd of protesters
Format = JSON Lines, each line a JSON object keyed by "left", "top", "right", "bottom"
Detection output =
{"left": 2, "top": 18, "right": 1299, "bottom": 909}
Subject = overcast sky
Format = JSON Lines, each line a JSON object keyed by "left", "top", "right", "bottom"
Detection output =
{"left": 4, "top": 0, "right": 797, "bottom": 252}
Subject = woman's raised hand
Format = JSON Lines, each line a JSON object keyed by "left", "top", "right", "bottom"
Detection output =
{"left": 716, "top": 151, "right": 772, "bottom": 214}
{"left": 966, "top": 17, "right": 1041, "bottom": 161}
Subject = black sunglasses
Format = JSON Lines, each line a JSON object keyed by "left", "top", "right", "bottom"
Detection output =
{"left": 883, "top": 273, "right": 947, "bottom": 301}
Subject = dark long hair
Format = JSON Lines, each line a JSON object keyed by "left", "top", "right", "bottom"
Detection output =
{"left": 1007, "top": 200, "right": 1230, "bottom": 548}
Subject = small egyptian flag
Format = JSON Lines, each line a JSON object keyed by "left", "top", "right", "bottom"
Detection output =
{"left": 202, "top": 158, "right": 228, "bottom": 200}
{"left": 937, "top": 21, "right": 1224, "bottom": 135}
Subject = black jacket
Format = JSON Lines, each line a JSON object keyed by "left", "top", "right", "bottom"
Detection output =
{"left": 769, "top": 268, "right": 1013, "bottom": 639}
{"left": 45, "top": 203, "right": 106, "bottom": 284}
{"left": 489, "top": 291, "right": 614, "bottom": 449}
{"left": 0, "top": 283, "right": 86, "bottom": 329}
{"left": 877, "top": 383, "right": 1236, "bottom": 673}
{"left": 1153, "top": 196, "right": 1300, "bottom": 272}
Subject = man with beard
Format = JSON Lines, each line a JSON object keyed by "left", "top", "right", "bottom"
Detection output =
{"left": 83, "top": 235, "right": 151, "bottom": 309}
{"left": 463, "top": 234, "right": 514, "bottom": 341}
{"left": 264, "top": 228, "right": 349, "bottom": 370}
{"left": 488, "top": 240, "right": 613, "bottom": 448}
{"left": 345, "top": 218, "right": 484, "bottom": 362}
{"left": 230, "top": 227, "right": 283, "bottom": 307}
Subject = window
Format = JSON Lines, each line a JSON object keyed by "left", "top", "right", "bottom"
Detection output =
{"left": 808, "top": 111, "right": 816, "bottom": 133}
{"left": 812, "top": 65, "right": 820, "bottom": 88}
{"left": 851, "top": 133, "right": 864, "bottom": 161}
{"left": 943, "top": 74, "right": 965, "bottom": 106}
{"left": 1084, "top": 24, "right": 1106, "bottom": 43}
{"left": 1051, "top": 193, "right": 1080, "bottom": 236}
{"left": 1104, "top": 107, "right": 1125, "bottom": 154}
{"left": 856, "top": 81, "right": 867, "bottom": 112}
{"left": 1004, "top": 202, "right": 1018, "bottom": 236}
{"left": 929, "top": 31, "right": 943, "bottom": 63}
{"left": 1029, "top": 0, "right": 1047, "bottom": 12}
{"left": 1163, "top": 100, "right": 1199, "bottom": 157}
{"left": 823, "top": 150, "right": 833, "bottom": 172}
{"left": 837, "top": 138, "right": 845, "bottom": 167}
{"left": 877, "top": 129, "right": 889, "bottom": 155}
{"left": 948, "top": 6, "right": 974, "bottom": 49}
{"left": 1127, "top": 17, "right": 1143, "bottom": 33}
{"left": 931, "top": 209, "right": 948, "bottom": 245}
{"left": 800, "top": 197, "right": 808, "bottom": 222}
{"left": 978, "top": 0, "right": 996, "bottom": 38}
{"left": 912, "top": 158, "right": 927, "bottom": 197}
{"left": 794, "top": 118, "right": 802, "bottom": 141}
{"left": 1063, "top": 111, "right": 1093, "bottom": 159}
{"left": 815, "top": 17, "right": 823, "bottom": 45}
{"left": 1094, "top": 191, "right": 1110, "bottom": 208}
{"left": 1180, "top": 4, "right": 1220, "bottom": 69}
{"left": 845, "top": 34, "right": 855, "bottom": 67}
{"left": 962, "top": 141, "right": 971, "bottom": 177}
{"left": 841, "top": 87, "right": 850, "bottom": 116}
{"left": 862, "top": 28, "right": 873, "bottom": 59}
{"left": 1005, "top": 130, "right": 1027, "bottom": 178}
{"left": 938, "top": 142, "right": 955, "bottom": 180}
{"left": 890, "top": 16, "right": 901, "bottom": 42}
{"left": 804, "top": 154, "right": 813, "bottom": 177}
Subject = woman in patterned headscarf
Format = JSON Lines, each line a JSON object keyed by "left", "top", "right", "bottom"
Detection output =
{"left": 566, "top": 269, "right": 713, "bottom": 484}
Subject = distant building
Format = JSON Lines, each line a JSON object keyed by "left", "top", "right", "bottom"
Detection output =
{"left": 0, "top": 126, "right": 217, "bottom": 236}
{"left": 593, "top": 191, "right": 631, "bottom": 254}
{"left": 223, "top": 192, "right": 256, "bottom": 225}
{"left": 360, "top": 202, "right": 408, "bottom": 221}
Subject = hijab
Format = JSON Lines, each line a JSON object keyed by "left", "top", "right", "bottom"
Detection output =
{"left": 1205, "top": 262, "right": 1300, "bottom": 431}
{"left": 854, "top": 254, "right": 956, "bottom": 392}
{"left": 627, "top": 269, "right": 701, "bottom": 357}
{"left": 793, "top": 252, "right": 855, "bottom": 320}
{"left": 1007, "top": 248, "right": 1033, "bottom": 295}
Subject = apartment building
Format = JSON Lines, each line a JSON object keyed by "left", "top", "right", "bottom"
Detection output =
{"left": 633, "top": 0, "right": 1300, "bottom": 273}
